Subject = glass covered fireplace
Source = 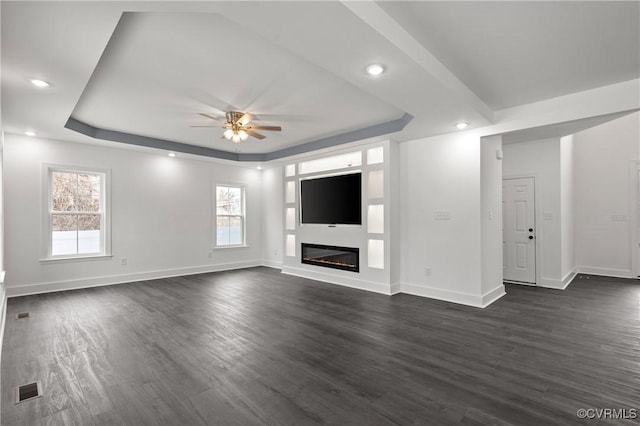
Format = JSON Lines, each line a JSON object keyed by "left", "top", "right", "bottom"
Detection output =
{"left": 301, "top": 243, "right": 359, "bottom": 273}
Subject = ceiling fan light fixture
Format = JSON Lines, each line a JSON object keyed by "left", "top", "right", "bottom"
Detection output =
{"left": 231, "top": 134, "right": 242, "bottom": 143}
{"left": 238, "top": 130, "right": 249, "bottom": 141}
{"left": 223, "top": 129, "right": 234, "bottom": 140}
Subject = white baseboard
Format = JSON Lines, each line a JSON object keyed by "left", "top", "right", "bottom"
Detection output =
{"left": 481, "top": 285, "right": 506, "bottom": 308}
{"left": 281, "top": 266, "right": 393, "bottom": 295}
{"left": 537, "top": 278, "right": 567, "bottom": 289}
{"left": 400, "top": 282, "right": 487, "bottom": 308}
{"left": 6, "top": 260, "right": 263, "bottom": 298}
{"left": 537, "top": 269, "right": 577, "bottom": 290}
{"left": 261, "top": 260, "right": 283, "bottom": 269}
{"left": 503, "top": 280, "right": 536, "bottom": 286}
{"left": 576, "top": 266, "right": 635, "bottom": 279}
{"left": 390, "top": 282, "right": 402, "bottom": 295}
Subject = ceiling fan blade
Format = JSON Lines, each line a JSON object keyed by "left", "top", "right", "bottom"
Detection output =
{"left": 198, "top": 113, "right": 225, "bottom": 122}
{"left": 190, "top": 125, "right": 221, "bottom": 128}
{"left": 248, "top": 125, "right": 282, "bottom": 131}
{"left": 246, "top": 130, "right": 266, "bottom": 140}
{"left": 238, "top": 113, "right": 255, "bottom": 126}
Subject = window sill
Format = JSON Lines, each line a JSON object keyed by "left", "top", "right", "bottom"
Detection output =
{"left": 40, "top": 254, "right": 113, "bottom": 264}
{"left": 213, "top": 245, "right": 250, "bottom": 250}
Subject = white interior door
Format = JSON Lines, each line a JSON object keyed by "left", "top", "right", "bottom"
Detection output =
{"left": 503, "top": 177, "right": 536, "bottom": 284}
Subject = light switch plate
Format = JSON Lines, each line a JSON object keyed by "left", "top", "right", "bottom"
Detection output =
{"left": 434, "top": 211, "right": 451, "bottom": 220}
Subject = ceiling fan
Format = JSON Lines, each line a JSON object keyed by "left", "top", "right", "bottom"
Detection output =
{"left": 191, "top": 111, "right": 282, "bottom": 143}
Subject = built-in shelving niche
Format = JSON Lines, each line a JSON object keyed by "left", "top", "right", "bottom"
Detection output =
{"left": 281, "top": 140, "right": 394, "bottom": 294}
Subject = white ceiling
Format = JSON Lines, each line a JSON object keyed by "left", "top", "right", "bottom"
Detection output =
{"left": 379, "top": 1, "right": 640, "bottom": 110}
{"left": 2, "top": 1, "right": 639, "bottom": 158}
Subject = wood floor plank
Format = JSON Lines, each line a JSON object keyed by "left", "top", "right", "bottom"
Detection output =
{"left": 2, "top": 268, "right": 639, "bottom": 425}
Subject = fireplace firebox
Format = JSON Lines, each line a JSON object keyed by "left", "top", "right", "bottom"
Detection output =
{"left": 301, "top": 243, "right": 359, "bottom": 273}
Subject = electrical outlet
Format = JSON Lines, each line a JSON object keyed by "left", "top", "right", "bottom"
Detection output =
{"left": 425, "top": 267, "right": 431, "bottom": 277}
{"left": 274, "top": 248, "right": 278, "bottom": 256}
{"left": 208, "top": 250, "right": 213, "bottom": 258}
{"left": 543, "top": 212, "right": 553, "bottom": 220}
{"left": 120, "top": 257, "right": 127, "bottom": 266}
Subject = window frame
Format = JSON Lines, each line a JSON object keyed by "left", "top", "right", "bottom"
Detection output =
{"left": 42, "top": 164, "right": 112, "bottom": 261}
{"left": 214, "top": 183, "right": 247, "bottom": 248}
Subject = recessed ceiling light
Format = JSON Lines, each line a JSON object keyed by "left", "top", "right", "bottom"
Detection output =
{"left": 366, "top": 64, "right": 385, "bottom": 76}
{"left": 168, "top": 152, "right": 176, "bottom": 157}
{"left": 256, "top": 166, "right": 263, "bottom": 170}
{"left": 456, "top": 122, "right": 469, "bottom": 130}
{"left": 29, "top": 79, "right": 50, "bottom": 88}
{"left": 24, "top": 130, "right": 37, "bottom": 136}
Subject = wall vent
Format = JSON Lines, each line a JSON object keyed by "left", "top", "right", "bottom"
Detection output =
{"left": 14, "top": 382, "right": 42, "bottom": 404}
{"left": 16, "top": 312, "right": 29, "bottom": 320}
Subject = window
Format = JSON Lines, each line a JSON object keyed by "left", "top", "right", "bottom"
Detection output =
{"left": 215, "top": 185, "right": 245, "bottom": 247}
{"left": 46, "top": 167, "right": 110, "bottom": 258}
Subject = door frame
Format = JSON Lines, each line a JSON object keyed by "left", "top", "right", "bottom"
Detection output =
{"left": 503, "top": 174, "right": 539, "bottom": 286}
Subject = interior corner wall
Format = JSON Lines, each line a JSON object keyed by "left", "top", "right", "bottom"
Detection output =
{"left": 399, "top": 132, "right": 485, "bottom": 307}
{"left": 480, "top": 135, "right": 505, "bottom": 305}
{"left": 261, "top": 166, "right": 283, "bottom": 268}
{"left": 573, "top": 111, "right": 640, "bottom": 278}
{"left": 560, "top": 135, "right": 575, "bottom": 280}
{"left": 3, "top": 134, "right": 264, "bottom": 297}
{"left": 502, "top": 138, "right": 564, "bottom": 287}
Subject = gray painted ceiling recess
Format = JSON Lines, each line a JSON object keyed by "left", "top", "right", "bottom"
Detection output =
{"left": 2, "top": 2, "right": 639, "bottom": 160}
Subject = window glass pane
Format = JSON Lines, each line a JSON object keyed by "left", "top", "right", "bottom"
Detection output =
{"left": 52, "top": 214, "right": 78, "bottom": 255}
{"left": 216, "top": 185, "right": 244, "bottom": 246}
{"left": 216, "top": 186, "right": 242, "bottom": 215}
{"left": 52, "top": 172, "right": 77, "bottom": 212}
{"left": 216, "top": 186, "right": 230, "bottom": 215}
{"left": 217, "top": 216, "right": 230, "bottom": 246}
{"left": 228, "top": 187, "right": 242, "bottom": 215}
{"left": 78, "top": 214, "right": 101, "bottom": 253}
{"left": 229, "top": 216, "right": 243, "bottom": 245}
{"left": 77, "top": 174, "right": 101, "bottom": 212}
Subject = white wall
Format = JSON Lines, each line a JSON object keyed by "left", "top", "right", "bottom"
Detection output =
{"left": 480, "top": 135, "right": 506, "bottom": 304}
{"left": 261, "top": 166, "right": 283, "bottom": 268}
{"left": 502, "top": 138, "right": 565, "bottom": 287}
{"left": 3, "top": 134, "right": 264, "bottom": 296}
{"left": 573, "top": 112, "right": 640, "bottom": 278}
{"left": 0, "top": 132, "right": 6, "bottom": 353}
{"left": 399, "top": 132, "right": 485, "bottom": 306}
{"left": 560, "top": 135, "right": 575, "bottom": 280}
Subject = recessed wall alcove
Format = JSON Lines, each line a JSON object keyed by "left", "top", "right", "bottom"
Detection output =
{"left": 281, "top": 140, "right": 399, "bottom": 295}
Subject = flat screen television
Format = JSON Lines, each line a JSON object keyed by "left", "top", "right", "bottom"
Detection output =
{"left": 300, "top": 173, "right": 362, "bottom": 225}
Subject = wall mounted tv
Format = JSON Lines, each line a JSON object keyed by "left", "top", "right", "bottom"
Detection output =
{"left": 300, "top": 172, "right": 362, "bottom": 225}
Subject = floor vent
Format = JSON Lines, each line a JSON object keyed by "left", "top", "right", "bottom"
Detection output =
{"left": 14, "top": 382, "right": 42, "bottom": 404}
{"left": 16, "top": 312, "right": 30, "bottom": 320}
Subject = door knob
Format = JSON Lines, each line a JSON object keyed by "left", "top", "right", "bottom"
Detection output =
{"left": 529, "top": 228, "right": 533, "bottom": 232}
{"left": 528, "top": 236, "right": 534, "bottom": 240}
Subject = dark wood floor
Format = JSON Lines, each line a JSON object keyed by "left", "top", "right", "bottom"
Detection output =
{"left": 1, "top": 268, "right": 639, "bottom": 425}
